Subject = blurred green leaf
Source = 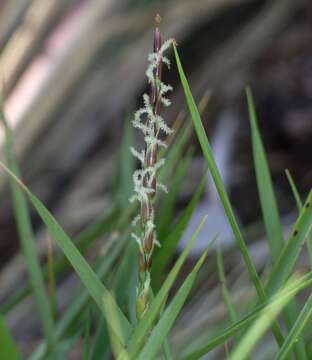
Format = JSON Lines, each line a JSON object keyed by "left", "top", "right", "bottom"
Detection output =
{"left": 0, "top": 105, "right": 55, "bottom": 350}
{"left": 156, "top": 149, "right": 193, "bottom": 240}
{"left": 159, "top": 122, "right": 193, "bottom": 184}
{"left": 0, "top": 162, "right": 132, "bottom": 347}
{"left": 285, "top": 170, "right": 312, "bottom": 268}
{"left": 83, "top": 310, "right": 91, "bottom": 360}
{"left": 246, "top": 87, "right": 284, "bottom": 260}
{"left": 217, "top": 248, "right": 240, "bottom": 346}
{"left": 122, "top": 216, "right": 208, "bottom": 359}
{"left": 182, "top": 271, "right": 312, "bottom": 360}
{"left": 285, "top": 169, "right": 303, "bottom": 211}
{"left": 266, "top": 190, "right": 312, "bottom": 296}
{"left": 28, "top": 231, "right": 127, "bottom": 360}
{"left": 138, "top": 251, "right": 208, "bottom": 360}
{"left": 275, "top": 293, "right": 312, "bottom": 360}
{"left": 1, "top": 205, "right": 119, "bottom": 315}
{"left": 90, "top": 318, "right": 110, "bottom": 360}
{"left": 229, "top": 275, "right": 303, "bottom": 360}
{"left": 103, "top": 293, "right": 129, "bottom": 358}
{"left": 152, "top": 171, "right": 206, "bottom": 289}
{"left": 0, "top": 315, "right": 21, "bottom": 360}
{"left": 118, "top": 117, "right": 135, "bottom": 206}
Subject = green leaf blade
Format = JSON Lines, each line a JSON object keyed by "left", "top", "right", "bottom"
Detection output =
{"left": 229, "top": 276, "right": 304, "bottom": 360}
{"left": 267, "top": 190, "right": 312, "bottom": 296}
{"left": 138, "top": 251, "right": 208, "bottom": 360}
{"left": 246, "top": 88, "right": 308, "bottom": 359}
{"left": 173, "top": 43, "right": 284, "bottom": 346}
{"left": 246, "top": 87, "right": 284, "bottom": 260}
{"left": 275, "top": 293, "right": 312, "bottom": 360}
{"left": 182, "top": 272, "right": 312, "bottom": 360}
{"left": 123, "top": 217, "right": 209, "bottom": 359}
{"left": 0, "top": 108, "right": 55, "bottom": 350}
{"left": 0, "top": 162, "right": 132, "bottom": 347}
{"left": 0, "top": 315, "right": 21, "bottom": 360}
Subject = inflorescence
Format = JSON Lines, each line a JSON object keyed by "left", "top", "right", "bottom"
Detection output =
{"left": 129, "top": 15, "right": 174, "bottom": 318}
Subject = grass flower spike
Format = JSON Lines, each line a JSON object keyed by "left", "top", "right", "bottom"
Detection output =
{"left": 130, "top": 14, "right": 174, "bottom": 318}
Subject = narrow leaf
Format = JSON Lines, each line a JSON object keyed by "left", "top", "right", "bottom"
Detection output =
{"left": 246, "top": 87, "right": 284, "bottom": 260}
{"left": 0, "top": 106, "right": 55, "bottom": 349}
{"left": 285, "top": 169, "right": 303, "bottom": 211}
{"left": 173, "top": 43, "right": 284, "bottom": 345}
{"left": 138, "top": 251, "right": 208, "bottom": 359}
{"left": 182, "top": 272, "right": 312, "bottom": 360}
{"left": 122, "top": 217, "right": 209, "bottom": 359}
{"left": 217, "top": 248, "right": 240, "bottom": 345}
{"left": 152, "top": 172, "right": 206, "bottom": 287}
{"left": 0, "top": 162, "right": 132, "bottom": 346}
{"left": 229, "top": 276, "right": 303, "bottom": 360}
{"left": 1, "top": 205, "right": 119, "bottom": 315}
{"left": 0, "top": 315, "right": 21, "bottom": 360}
{"left": 266, "top": 190, "right": 312, "bottom": 295}
{"left": 246, "top": 88, "right": 307, "bottom": 359}
{"left": 31, "top": 235, "right": 127, "bottom": 360}
{"left": 156, "top": 150, "right": 193, "bottom": 239}
{"left": 275, "top": 293, "right": 312, "bottom": 360}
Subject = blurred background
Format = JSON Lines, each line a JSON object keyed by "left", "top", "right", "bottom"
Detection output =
{"left": 0, "top": 0, "right": 311, "bottom": 357}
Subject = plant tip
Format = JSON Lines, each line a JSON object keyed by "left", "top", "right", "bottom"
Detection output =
{"left": 155, "top": 13, "right": 161, "bottom": 25}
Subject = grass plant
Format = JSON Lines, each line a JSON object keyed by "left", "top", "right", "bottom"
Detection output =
{"left": 0, "top": 16, "right": 311, "bottom": 360}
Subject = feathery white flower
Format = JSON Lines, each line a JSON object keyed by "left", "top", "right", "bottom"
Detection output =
{"left": 130, "top": 32, "right": 173, "bottom": 293}
{"left": 130, "top": 147, "right": 145, "bottom": 164}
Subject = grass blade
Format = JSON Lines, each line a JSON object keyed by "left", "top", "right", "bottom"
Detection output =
{"left": 0, "top": 106, "right": 55, "bottom": 350}
{"left": 285, "top": 169, "right": 303, "bottom": 211}
{"left": 246, "top": 88, "right": 307, "bottom": 359}
{"left": 182, "top": 272, "right": 312, "bottom": 360}
{"left": 90, "top": 318, "right": 110, "bottom": 360}
{"left": 246, "top": 87, "right": 284, "bottom": 260}
{"left": 275, "top": 293, "right": 312, "bottom": 360}
{"left": 0, "top": 162, "right": 132, "bottom": 346}
{"left": 156, "top": 150, "right": 193, "bottom": 239}
{"left": 285, "top": 169, "right": 312, "bottom": 268}
{"left": 217, "top": 247, "right": 240, "bottom": 347}
{"left": 138, "top": 251, "right": 208, "bottom": 360}
{"left": 0, "top": 314, "right": 21, "bottom": 360}
{"left": 30, "top": 234, "right": 127, "bottom": 360}
{"left": 116, "top": 117, "right": 135, "bottom": 207}
{"left": 266, "top": 190, "right": 312, "bottom": 295}
{"left": 162, "top": 338, "right": 174, "bottom": 360}
{"left": 217, "top": 248, "right": 238, "bottom": 324}
{"left": 158, "top": 122, "right": 192, "bottom": 184}
{"left": 1, "top": 205, "right": 120, "bottom": 315}
{"left": 152, "top": 172, "right": 206, "bottom": 288}
{"left": 83, "top": 310, "right": 91, "bottom": 360}
{"left": 173, "top": 43, "right": 284, "bottom": 345}
{"left": 103, "top": 293, "right": 130, "bottom": 359}
{"left": 122, "top": 217, "right": 209, "bottom": 359}
{"left": 229, "top": 276, "right": 303, "bottom": 360}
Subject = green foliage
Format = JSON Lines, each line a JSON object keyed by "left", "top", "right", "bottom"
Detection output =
{"left": 0, "top": 106, "right": 56, "bottom": 352}
{"left": 246, "top": 87, "right": 284, "bottom": 261}
{"left": 1, "top": 41, "right": 311, "bottom": 360}
{"left": 247, "top": 88, "right": 307, "bottom": 359}
{"left": 152, "top": 172, "right": 206, "bottom": 288}
{"left": 0, "top": 315, "right": 21, "bottom": 360}
{"left": 182, "top": 272, "right": 312, "bottom": 360}
{"left": 229, "top": 276, "right": 306, "bottom": 360}
{"left": 123, "top": 217, "right": 210, "bottom": 359}
{"left": 275, "top": 293, "right": 312, "bottom": 360}
{"left": 138, "top": 251, "right": 208, "bottom": 359}
{"left": 173, "top": 43, "right": 285, "bottom": 346}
